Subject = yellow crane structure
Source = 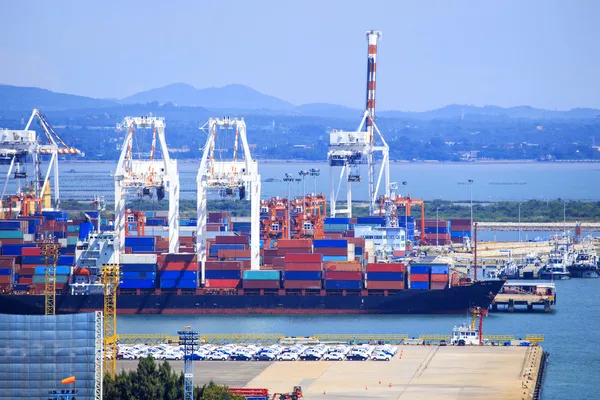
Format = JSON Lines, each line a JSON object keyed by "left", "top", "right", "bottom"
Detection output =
{"left": 40, "top": 240, "right": 60, "bottom": 315}
{"left": 102, "top": 264, "right": 120, "bottom": 377}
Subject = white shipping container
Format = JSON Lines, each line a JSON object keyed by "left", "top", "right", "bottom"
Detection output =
{"left": 120, "top": 253, "right": 157, "bottom": 265}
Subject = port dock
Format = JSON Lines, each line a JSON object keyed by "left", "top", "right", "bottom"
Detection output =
{"left": 492, "top": 282, "right": 556, "bottom": 312}
{"left": 117, "top": 345, "right": 547, "bottom": 399}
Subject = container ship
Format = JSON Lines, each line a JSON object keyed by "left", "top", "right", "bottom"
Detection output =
{"left": 0, "top": 211, "right": 503, "bottom": 315}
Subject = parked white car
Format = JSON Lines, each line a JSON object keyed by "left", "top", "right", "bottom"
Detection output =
{"left": 323, "top": 352, "right": 345, "bottom": 361}
{"left": 371, "top": 352, "right": 392, "bottom": 361}
{"left": 207, "top": 351, "right": 229, "bottom": 361}
{"left": 278, "top": 352, "right": 299, "bottom": 361}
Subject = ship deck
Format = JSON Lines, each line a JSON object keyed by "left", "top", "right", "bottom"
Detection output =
{"left": 117, "top": 345, "right": 545, "bottom": 399}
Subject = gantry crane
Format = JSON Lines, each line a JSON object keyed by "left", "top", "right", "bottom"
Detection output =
{"left": 197, "top": 117, "right": 261, "bottom": 282}
{"left": 260, "top": 197, "right": 289, "bottom": 249}
{"left": 102, "top": 264, "right": 120, "bottom": 377}
{"left": 40, "top": 237, "right": 60, "bottom": 315}
{"left": 378, "top": 182, "right": 426, "bottom": 244}
{"left": 290, "top": 194, "right": 326, "bottom": 239}
{"left": 0, "top": 108, "right": 83, "bottom": 212}
{"left": 114, "top": 116, "right": 179, "bottom": 256}
{"left": 328, "top": 30, "right": 390, "bottom": 217}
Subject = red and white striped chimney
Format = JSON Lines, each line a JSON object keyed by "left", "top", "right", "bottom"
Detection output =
{"left": 365, "top": 30, "right": 382, "bottom": 137}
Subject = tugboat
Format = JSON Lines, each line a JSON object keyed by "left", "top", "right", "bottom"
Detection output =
{"left": 568, "top": 236, "right": 599, "bottom": 278}
{"left": 450, "top": 307, "right": 487, "bottom": 346}
{"left": 539, "top": 252, "right": 571, "bottom": 280}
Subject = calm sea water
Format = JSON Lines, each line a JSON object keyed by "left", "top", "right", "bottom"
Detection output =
{"left": 3, "top": 161, "right": 599, "bottom": 201}
{"left": 118, "top": 278, "right": 600, "bottom": 400}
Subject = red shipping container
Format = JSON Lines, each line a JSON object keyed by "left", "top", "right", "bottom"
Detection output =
{"left": 430, "top": 281, "right": 448, "bottom": 290}
{"left": 18, "top": 277, "right": 33, "bottom": 285}
{"left": 204, "top": 279, "right": 240, "bottom": 289}
{"left": 263, "top": 249, "right": 278, "bottom": 257}
{"left": 0, "top": 276, "right": 11, "bottom": 284}
{"left": 204, "top": 261, "right": 242, "bottom": 271}
{"left": 325, "top": 271, "right": 362, "bottom": 280}
{"left": 347, "top": 237, "right": 366, "bottom": 247}
{"left": 277, "top": 247, "right": 311, "bottom": 256}
{"left": 21, "top": 247, "right": 42, "bottom": 256}
{"left": 324, "top": 262, "right": 361, "bottom": 272}
{"left": 283, "top": 280, "right": 322, "bottom": 289}
{"left": 160, "top": 261, "right": 198, "bottom": 271}
{"left": 242, "top": 280, "right": 281, "bottom": 289}
{"left": 218, "top": 249, "right": 251, "bottom": 259}
{"left": 366, "top": 263, "right": 405, "bottom": 273}
{"left": 207, "top": 223, "right": 221, "bottom": 232}
{"left": 430, "top": 274, "right": 449, "bottom": 283}
{"left": 323, "top": 233, "right": 343, "bottom": 239}
{"left": 0, "top": 238, "right": 24, "bottom": 245}
{"left": 318, "top": 248, "right": 347, "bottom": 256}
{"left": 284, "top": 253, "right": 322, "bottom": 263}
{"left": 273, "top": 257, "right": 285, "bottom": 267}
{"left": 367, "top": 281, "right": 405, "bottom": 290}
{"left": 0, "top": 257, "right": 15, "bottom": 268}
{"left": 410, "top": 273, "right": 429, "bottom": 282}
{"left": 216, "top": 235, "right": 249, "bottom": 245}
{"left": 19, "top": 267, "right": 36, "bottom": 275}
{"left": 277, "top": 239, "right": 312, "bottom": 248}
{"left": 283, "top": 262, "right": 322, "bottom": 271}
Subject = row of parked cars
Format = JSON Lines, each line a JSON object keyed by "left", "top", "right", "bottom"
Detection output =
{"left": 117, "top": 343, "right": 398, "bottom": 362}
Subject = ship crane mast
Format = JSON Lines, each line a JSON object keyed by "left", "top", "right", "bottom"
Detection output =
{"left": 0, "top": 108, "right": 83, "bottom": 211}
{"left": 114, "top": 116, "right": 180, "bottom": 256}
{"left": 197, "top": 117, "right": 261, "bottom": 283}
{"left": 328, "top": 30, "right": 390, "bottom": 217}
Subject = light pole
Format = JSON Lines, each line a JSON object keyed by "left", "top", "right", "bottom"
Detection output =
{"left": 309, "top": 168, "right": 320, "bottom": 197}
{"left": 468, "top": 179, "right": 474, "bottom": 239}
{"left": 283, "top": 173, "right": 293, "bottom": 240}
{"left": 402, "top": 181, "right": 408, "bottom": 242}
{"left": 518, "top": 203, "right": 521, "bottom": 242}
{"left": 436, "top": 207, "right": 439, "bottom": 246}
{"left": 178, "top": 327, "right": 200, "bottom": 400}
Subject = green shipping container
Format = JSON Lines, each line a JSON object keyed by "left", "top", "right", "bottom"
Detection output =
{"left": 243, "top": 270, "right": 281, "bottom": 280}
{"left": 33, "top": 274, "right": 69, "bottom": 284}
{"left": 0, "top": 230, "right": 24, "bottom": 239}
{"left": 67, "top": 225, "right": 80, "bottom": 232}
{"left": 67, "top": 236, "right": 78, "bottom": 245}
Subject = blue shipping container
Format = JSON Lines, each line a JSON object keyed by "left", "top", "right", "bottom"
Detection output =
{"left": 58, "top": 256, "right": 74, "bottom": 265}
{"left": 160, "top": 279, "right": 198, "bottom": 289}
{"left": 0, "top": 268, "right": 12, "bottom": 276}
{"left": 119, "top": 279, "right": 156, "bottom": 289}
{"left": 431, "top": 266, "right": 449, "bottom": 274}
{"left": 451, "top": 231, "right": 471, "bottom": 238}
{"left": 204, "top": 270, "right": 241, "bottom": 280}
{"left": 409, "top": 265, "right": 430, "bottom": 274}
{"left": 131, "top": 246, "right": 155, "bottom": 253}
{"left": 313, "top": 239, "right": 347, "bottom": 249}
{"left": 325, "top": 280, "right": 363, "bottom": 290}
{"left": 121, "top": 271, "right": 157, "bottom": 280}
{"left": 21, "top": 256, "right": 46, "bottom": 265}
{"left": 424, "top": 227, "right": 449, "bottom": 234}
{"left": 34, "top": 266, "right": 71, "bottom": 275}
{"left": 124, "top": 237, "right": 156, "bottom": 246}
{"left": 243, "top": 270, "right": 281, "bottom": 280}
{"left": 322, "top": 256, "right": 347, "bottom": 262}
{"left": 120, "top": 264, "right": 157, "bottom": 272}
{"left": 79, "top": 222, "right": 94, "bottom": 240}
{"left": 284, "top": 271, "right": 322, "bottom": 281}
{"left": 0, "top": 221, "right": 21, "bottom": 229}
{"left": 354, "top": 247, "right": 363, "bottom": 255}
{"left": 356, "top": 217, "right": 386, "bottom": 225}
{"left": 159, "top": 271, "right": 197, "bottom": 280}
{"left": 13, "top": 284, "right": 30, "bottom": 291}
{"left": 1, "top": 244, "right": 36, "bottom": 256}
{"left": 367, "top": 272, "right": 404, "bottom": 281}
{"left": 409, "top": 281, "right": 429, "bottom": 290}
{"left": 324, "top": 217, "right": 351, "bottom": 224}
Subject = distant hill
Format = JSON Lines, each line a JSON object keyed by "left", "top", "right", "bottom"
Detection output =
{"left": 0, "top": 84, "right": 117, "bottom": 111}
{"left": 121, "top": 83, "right": 294, "bottom": 110}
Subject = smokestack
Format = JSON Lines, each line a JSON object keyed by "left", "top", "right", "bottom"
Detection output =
{"left": 365, "top": 30, "right": 382, "bottom": 136}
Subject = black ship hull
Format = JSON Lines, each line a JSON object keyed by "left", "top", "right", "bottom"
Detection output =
{"left": 0, "top": 280, "right": 504, "bottom": 315}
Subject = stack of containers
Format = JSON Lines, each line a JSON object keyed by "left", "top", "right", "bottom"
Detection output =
{"left": 324, "top": 262, "right": 363, "bottom": 290}
{"left": 0, "top": 256, "right": 15, "bottom": 291}
{"left": 419, "top": 219, "right": 451, "bottom": 245}
{"left": 124, "top": 236, "right": 156, "bottom": 253}
{"left": 398, "top": 216, "right": 416, "bottom": 243}
{"left": 214, "top": 235, "right": 251, "bottom": 268}
{"left": 242, "top": 270, "right": 281, "bottom": 289}
{"left": 283, "top": 253, "right": 322, "bottom": 290}
{"left": 0, "top": 221, "right": 25, "bottom": 246}
{"left": 430, "top": 264, "right": 450, "bottom": 290}
{"left": 347, "top": 237, "right": 366, "bottom": 263}
{"left": 355, "top": 216, "right": 386, "bottom": 227}
{"left": 449, "top": 219, "right": 472, "bottom": 243}
{"left": 276, "top": 239, "right": 312, "bottom": 257}
{"left": 204, "top": 261, "right": 241, "bottom": 289}
{"left": 41, "top": 210, "right": 68, "bottom": 222}
{"left": 120, "top": 253, "right": 157, "bottom": 290}
{"left": 32, "top": 265, "right": 71, "bottom": 293}
{"left": 409, "top": 263, "right": 430, "bottom": 290}
{"left": 323, "top": 217, "right": 351, "bottom": 233}
{"left": 262, "top": 249, "right": 279, "bottom": 266}
{"left": 178, "top": 236, "right": 195, "bottom": 253}
{"left": 207, "top": 211, "right": 230, "bottom": 232}
{"left": 366, "top": 263, "right": 405, "bottom": 290}
{"left": 158, "top": 254, "right": 197, "bottom": 290}
{"left": 313, "top": 239, "right": 348, "bottom": 262}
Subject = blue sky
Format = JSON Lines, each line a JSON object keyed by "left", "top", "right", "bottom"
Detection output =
{"left": 1, "top": 0, "right": 598, "bottom": 111}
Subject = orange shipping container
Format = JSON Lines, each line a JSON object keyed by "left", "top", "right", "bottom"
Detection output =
{"left": 324, "top": 262, "right": 362, "bottom": 272}
{"left": 410, "top": 273, "right": 429, "bottom": 282}
{"left": 0, "top": 276, "right": 11, "bottom": 284}
{"left": 277, "top": 239, "right": 312, "bottom": 248}
{"left": 218, "top": 249, "right": 251, "bottom": 259}
{"left": 367, "top": 281, "right": 405, "bottom": 290}
{"left": 430, "top": 274, "right": 449, "bottom": 283}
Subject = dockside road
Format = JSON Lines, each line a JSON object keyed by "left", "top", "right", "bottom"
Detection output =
{"left": 117, "top": 345, "right": 545, "bottom": 399}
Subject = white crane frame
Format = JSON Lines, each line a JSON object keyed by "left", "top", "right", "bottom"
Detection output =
{"left": 328, "top": 110, "right": 389, "bottom": 217}
{"left": 0, "top": 109, "right": 83, "bottom": 210}
{"left": 114, "top": 116, "right": 179, "bottom": 255}
{"left": 197, "top": 117, "right": 261, "bottom": 283}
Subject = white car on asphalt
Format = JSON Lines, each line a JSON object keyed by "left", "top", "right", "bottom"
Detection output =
{"left": 371, "top": 352, "right": 392, "bottom": 361}
{"left": 207, "top": 351, "right": 229, "bottom": 361}
{"left": 323, "top": 352, "right": 345, "bottom": 361}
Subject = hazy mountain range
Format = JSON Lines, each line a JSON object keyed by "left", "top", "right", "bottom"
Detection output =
{"left": 1, "top": 83, "right": 599, "bottom": 120}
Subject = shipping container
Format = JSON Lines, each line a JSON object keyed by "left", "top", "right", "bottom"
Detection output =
{"left": 0, "top": 269, "right": 13, "bottom": 276}
{"left": 284, "top": 253, "right": 322, "bottom": 263}
{"left": 322, "top": 256, "right": 347, "bottom": 262}
{"left": 215, "top": 235, "right": 249, "bottom": 245}
{"left": 218, "top": 249, "right": 251, "bottom": 259}
{"left": 284, "top": 271, "right": 322, "bottom": 281}
{"left": 430, "top": 281, "right": 449, "bottom": 290}
{"left": 366, "top": 263, "right": 405, "bottom": 273}
{"left": 159, "top": 271, "right": 197, "bottom": 280}
{"left": 313, "top": 239, "right": 347, "bottom": 249}
{"left": 1, "top": 244, "right": 36, "bottom": 256}
{"left": 367, "top": 281, "right": 404, "bottom": 290}
{"left": 282, "top": 262, "right": 322, "bottom": 271}
{"left": 276, "top": 239, "right": 312, "bottom": 248}
{"left": 317, "top": 248, "right": 347, "bottom": 256}
{"left": 367, "top": 272, "right": 405, "bottom": 281}
{"left": 243, "top": 270, "right": 281, "bottom": 280}
{"left": 124, "top": 236, "right": 156, "bottom": 247}
{"left": 430, "top": 274, "right": 449, "bottom": 283}
{"left": 409, "top": 281, "right": 429, "bottom": 290}
{"left": 121, "top": 271, "right": 157, "bottom": 280}
{"left": 431, "top": 265, "right": 449, "bottom": 274}
{"left": 120, "top": 263, "right": 157, "bottom": 272}
{"left": 242, "top": 280, "right": 281, "bottom": 289}
{"left": 0, "top": 230, "right": 23, "bottom": 239}
{"left": 409, "top": 265, "right": 430, "bottom": 274}
{"left": 119, "top": 279, "right": 156, "bottom": 289}
{"left": 410, "top": 273, "right": 429, "bottom": 282}
{"left": 325, "top": 271, "right": 362, "bottom": 280}
{"left": 204, "top": 279, "right": 240, "bottom": 289}
{"left": 324, "top": 280, "right": 362, "bottom": 290}
{"left": 204, "top": 261, "right": 242, "bottom": 271}
{"left": 130, "top": 246, "right": 155, "bottom": 253}
{"left": 205, "top": 270, "right": 241, "bottom": 280}
{"left": 283, "top": 280, "right": 322, "bottom": 290}
{"left": 160, "top": 279, "right": 198, "bottom": 289}
{"left": 121, "top": 253, "right": 158, "bottom": 265}
{"left": 324, "top": 217, "right": 351, "bottom": 224}
{"left": 32, "top": 275, "right": 69, "bottom": 284}
{"left": 356, "top": 216, "right": 386, "bottom": 226}
{"left": 277, "top": 247, "right": 312, "bottom": 256}
{"left": 324, "top": 263, "right": 361, "bottom": 272}
{"left": 34, "top": 266, "right": 71, "bottom": 275}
